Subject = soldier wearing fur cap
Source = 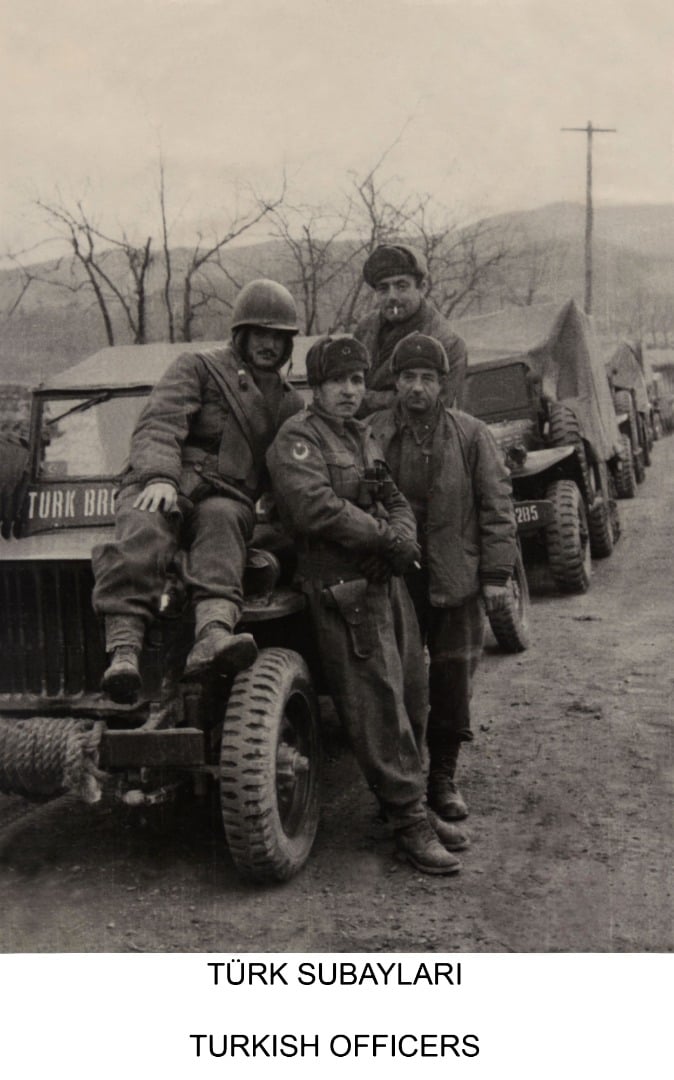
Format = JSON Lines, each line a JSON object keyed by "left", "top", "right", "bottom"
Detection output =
{"left": 354, "top": 244, "right": 467, "bottom": 415}
{"left": 370, "top": 332, "right": 517, "bottom": 823}
{"left": 267, "top": 334, "right": 468, "bottom": 874}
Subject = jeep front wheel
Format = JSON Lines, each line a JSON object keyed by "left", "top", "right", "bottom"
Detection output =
{"left": 544, "top": 479, "right": 592, "bottom": 594}
{"left": 219, "top": 648, "right": 321, "bottom": 884}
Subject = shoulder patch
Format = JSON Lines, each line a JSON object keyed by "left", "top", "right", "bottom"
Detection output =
{"left": 290, "top": 440, "right": 310, "bottom": 461}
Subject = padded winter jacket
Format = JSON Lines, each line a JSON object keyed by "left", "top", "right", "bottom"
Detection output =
{"left": 125, "top": 344, "right": 303, "bottom": 502}
{"left": 370, "top": 406, "right": 517, "bottom": 606}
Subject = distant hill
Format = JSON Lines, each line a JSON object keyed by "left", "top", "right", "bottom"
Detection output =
{"left": 1, "top": 201, "right": 672, "bottom": 386}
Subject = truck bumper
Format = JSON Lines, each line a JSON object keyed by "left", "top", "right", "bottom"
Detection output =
{"left": 100, "top": 727, "right": 206, "bottom": 768}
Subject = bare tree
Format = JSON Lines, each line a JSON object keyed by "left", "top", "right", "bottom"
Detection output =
{"left": 403, "top": 201, "right": 514, "bottom": 318}
{"left": 266, "top": 201, "right": 364, "bottom": 333}
{"left": 331, "top": 143, "right": 423, "bottom": 330}
{"left": 178, "top": 182, "right": 285, "bottom": 341}
{"left": 7, "top": 196, "right": 154, "bottom": 345}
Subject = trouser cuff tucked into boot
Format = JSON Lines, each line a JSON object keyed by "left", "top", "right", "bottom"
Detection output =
{"left": 104, "top": 614, "right": 146, "bottom": 652}
{"left": 380, "top": 798, "right": 427, "bottom": 833}
{"left": 193, "top": 599, "right": 241, "bottom": 639}
{"left": 427, "top": 741, "right": 469, "bottom": 821}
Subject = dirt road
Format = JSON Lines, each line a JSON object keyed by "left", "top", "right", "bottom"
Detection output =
{"left": 1, "top": 440, "right": 672, "bottom": 954}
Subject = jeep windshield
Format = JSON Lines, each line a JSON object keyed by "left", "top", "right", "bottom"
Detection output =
{"left": 36, "top": 390, "right": 150, "bottom": 480}
{"left": 463, "top": 363, "right": 532, "bottom": 422}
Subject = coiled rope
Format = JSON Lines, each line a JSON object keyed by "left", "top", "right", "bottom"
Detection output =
{"left": 0, "top": 718, "right": 106, "bottom": 803}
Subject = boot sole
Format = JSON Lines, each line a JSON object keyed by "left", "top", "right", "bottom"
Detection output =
{"left": 430, "top": 802, "right": 469, "bottom": 822}
{"left": 395, "top": 850, "right": 461, "bottom": 875}
{"left": 184, "top": 636, "right": 259, "bottom": 680}
{"left": 101, "top": 668, "right": 141, "bottom": 704}
{"left": 439, "top": 837, "right": 470, "bottom": 852}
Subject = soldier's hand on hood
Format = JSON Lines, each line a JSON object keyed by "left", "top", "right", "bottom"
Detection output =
{"left": 133, "top": 481, "right": 178, "bottom": 514}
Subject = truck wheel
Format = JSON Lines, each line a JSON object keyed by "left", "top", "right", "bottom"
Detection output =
{"left": 547, "top": 402, "right": 590, "bottom": 492}
{"left": 544, "top": 479, "right": 592, "bottom": 594}
{"left": 587, "top": 497, "right": 614, "bottom": 558}
{"left": 639, "top": 416, "right": 652, "bottom": 466}
{"left": 613, "top": 435, "right": 637, "bottom": 499}
{"left": 488, "top": 545, "right": 530, "bottom": 652}
{"left": 548, "top": 401, "right": 581, "bottom": 444}
{"left": 219, "top": 648, "right": 321, "bottom": 884}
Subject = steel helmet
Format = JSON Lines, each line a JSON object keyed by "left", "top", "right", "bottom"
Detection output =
{"left": 231, "top": 279, "right": 299, "bottom": 334}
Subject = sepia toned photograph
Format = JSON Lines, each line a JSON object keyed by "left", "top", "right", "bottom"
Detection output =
{"left": 0, "top": 0, "right": 672, "bottom": 957}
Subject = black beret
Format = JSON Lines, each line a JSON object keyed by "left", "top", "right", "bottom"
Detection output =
{"left": 362, "top": 244, "right": 428, "bottom": 287}
{"left": 391, "top": 332, "right": 449, "bottom": 375}
{"left": 306, "top": 335, "right": 370, "bottom": 386}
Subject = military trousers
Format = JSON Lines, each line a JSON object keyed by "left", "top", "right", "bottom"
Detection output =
{"left": 405, "top": 566, "right": 485, "bottom": 754}
{"left": 92, "top": 483, "right": 254, "bottom": 635}
{"left": 304, "top": 575, "right": 429, "bottom": 829}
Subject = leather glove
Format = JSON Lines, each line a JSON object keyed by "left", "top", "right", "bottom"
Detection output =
{"left": 382, "top": 533, "right": 421, "bottom": 576}
{"left": 360, "top": 554, "right": 393, "bottom": 584}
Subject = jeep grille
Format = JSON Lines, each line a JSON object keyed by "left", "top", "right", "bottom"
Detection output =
{"left": 0, "top": 561, "right": 105, "bottom": 698}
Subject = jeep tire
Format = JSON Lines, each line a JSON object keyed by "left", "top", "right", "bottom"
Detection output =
{"left": 219, "top": 648, "right": 321, "bottom": 884}
{"left": 544, "top": 479, "right": 592, "bottom": 594}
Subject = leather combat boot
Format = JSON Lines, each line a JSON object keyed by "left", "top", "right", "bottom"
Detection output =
{"left": 428, "top": 772, "right": 468, "bottom": 821}
{"left": 395, "top": 819, "right": 461, "bottom": 875}
{"left": 427, "top": 808, "right": 469, "bottom": 851}
{"left": 101, "top": 646, "right": 142, "bottom": 703}
{"left": 428, "top": 741, "right": 469, "bottom": 821}
{"left": 184, "top": 622, "right": 258, "bottom": 679}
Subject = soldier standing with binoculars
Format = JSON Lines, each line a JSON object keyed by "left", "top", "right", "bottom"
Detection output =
{"left": 267, "top": 334, "right": 468, "bottom": 874}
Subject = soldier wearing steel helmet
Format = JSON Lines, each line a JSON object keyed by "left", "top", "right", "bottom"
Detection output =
{"left": 354, "top": 244, "right": 467, "bottom": 416}
{"left": 267, "top": 334, "right": 468, "bottom": 875}
{"left": 92, "top": 279, "right": 304, "bottom": 702}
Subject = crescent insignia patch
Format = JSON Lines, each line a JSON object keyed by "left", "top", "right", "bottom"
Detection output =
{"left": 291, "top": 440, "right": 310, "bottom": 461}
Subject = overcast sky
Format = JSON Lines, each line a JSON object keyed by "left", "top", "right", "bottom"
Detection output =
{"left": 1, "top": 0, "right": 672, "bottom": 256}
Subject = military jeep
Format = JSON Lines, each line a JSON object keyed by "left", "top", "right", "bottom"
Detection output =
{"left": 0, "top": 340, "right": 324, "bottom": 885}
{"left": 457, "top": 300, "right": 623, "bottom": 600}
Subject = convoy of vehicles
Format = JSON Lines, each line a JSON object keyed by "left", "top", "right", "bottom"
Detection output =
{"left": 457, "top": 300, "right": 624, "bottom": 604}
{"left": 0, "top": 299, "right": 663, "bottom": 878}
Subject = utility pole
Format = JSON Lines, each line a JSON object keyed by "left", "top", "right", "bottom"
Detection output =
{"left": 562, "top": 121, "right": 616, "bottom": 314}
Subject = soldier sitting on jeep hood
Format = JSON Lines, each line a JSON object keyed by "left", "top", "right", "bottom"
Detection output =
{"left": 91, "top": 279, "right": 304, "bottom": 703}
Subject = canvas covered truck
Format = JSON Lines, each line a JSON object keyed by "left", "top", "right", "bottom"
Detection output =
{"left": 643, "top": 348, "right": 674, "bottom": 437}
{"left": 457, "top": 300, "right": 623, "bottom": 605}
{"left": 605, "top": 340, "right": 654, "bottom": 495}
{"left": 0, "top": 340, "right": 325, "bottom": 885}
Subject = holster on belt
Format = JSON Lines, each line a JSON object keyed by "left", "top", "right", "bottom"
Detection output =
{"left": 321, "top": 577, "right": 374, "bottom": 659}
